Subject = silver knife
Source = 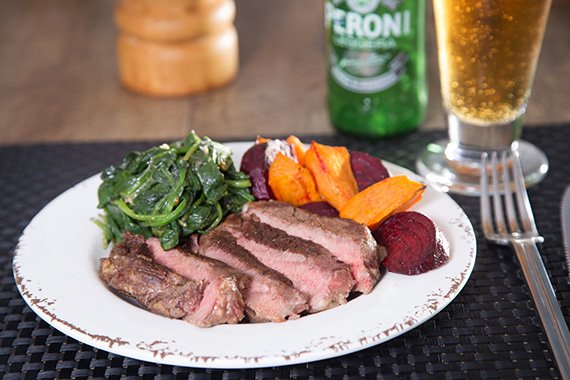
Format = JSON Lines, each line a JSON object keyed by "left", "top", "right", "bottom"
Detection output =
{"left": 561, "top": 185, "right": 570, "bottom": 277}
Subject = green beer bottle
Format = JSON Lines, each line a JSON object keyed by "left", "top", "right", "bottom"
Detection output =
{"left": 325, "top": 0, "right": 427, "bottom": 137}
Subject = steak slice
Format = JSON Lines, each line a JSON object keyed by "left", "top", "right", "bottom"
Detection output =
{"left": 99, "top": 243, "right": 204, "bottom": 322}
{"left": 109, "top": 232, "right": 151, "bottom": 258}
{"left": 146, "top": 238, "right": 246, "bottom": 327}
{"left": 200, "top": 229, "right": 309, "bottom": 322}
{"left": 218, "top": 214, "right": 355, "bottom": 313}
{"left": 243, "top": 201, "right": 386, "bottom": 294}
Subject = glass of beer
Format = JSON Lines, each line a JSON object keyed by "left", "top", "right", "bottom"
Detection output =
{"left": 416, "top": 0, "right": 552, "bottom": 195}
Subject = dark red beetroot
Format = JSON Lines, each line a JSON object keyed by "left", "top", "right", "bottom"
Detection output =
{"left": 419, "top": 227, "right": 450, "bottom": 272}
{"left": 374, "top": 211, "right": 449, "bottom": 275}
{"left": 240, "top": 143, "right": 272, "bottom": 200}
{"left": 350, "top": 150, "right": 390, "bottom": 191}
{"left": 299, "top": 201, "right": 339, "bottom": 218}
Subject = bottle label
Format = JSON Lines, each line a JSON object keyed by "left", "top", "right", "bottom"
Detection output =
{"left": 325, "top": 0, "right": 411, "bottom": 94}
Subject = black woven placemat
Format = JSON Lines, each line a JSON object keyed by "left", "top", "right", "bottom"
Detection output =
{"left": 1, "top": 126, "right": 569, "bottom": 379}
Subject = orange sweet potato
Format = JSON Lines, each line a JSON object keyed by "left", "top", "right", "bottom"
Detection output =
{"left": 255, "top": 136, "right": 269, "bottom": 144}
{"left": 339, "top": 175, "right": 426, "bottom": 230}
{"left": 286, "top": 135, "right": 307, "bottom": 165}
{"left": 268, "top": 153, "right": 321, "bottom": 206}
{"left": 304, "top": 142, "right": 358, "bottom": 211}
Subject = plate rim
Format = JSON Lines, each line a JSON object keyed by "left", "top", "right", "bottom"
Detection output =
{"left": 13, "top": 141, "right": 477, "bottom": 369}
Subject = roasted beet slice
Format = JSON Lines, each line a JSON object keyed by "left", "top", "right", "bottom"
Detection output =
{"left": 400, "top": 213, "right": 436, "bottom": 257}
{"left": 373, "top": 211, "right": 446, "bottom": 275}
{"left": 248, "top": 168, "right": 273, "bottom": 201}
{"left": 416, "top": 227, "right": 450, "bottom": 272}
{"left": 299, "top": 201, "right": 339, "bottom": 218}
{"left": 240, "top": 143, "right": 272, "bottom": 200}
{"left": 350, "top": 150, "right": 390, "bottom": 191}
{"left": 240, "top": 143, "right": 267, "bottom": 174}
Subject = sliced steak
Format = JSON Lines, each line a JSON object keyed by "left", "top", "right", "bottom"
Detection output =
{"left": 218, "top": 214, "right": 355, "bottom": 313}
{"left": 99, "top": 243, "right": 204, "bottom": 322}
{"left": 146, "top": 238, "right": 246, "bottom": 327}
{"left": 110, "top": 232, "right": 151, "bottom": 258}
{"left": 243, "top": 201, "right": 386, "bottom": 294}
{"left": 200, "top": 229, "right": 309, "bottom": 322}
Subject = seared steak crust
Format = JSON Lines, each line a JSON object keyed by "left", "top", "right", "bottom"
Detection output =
{"left": 146, "top": 238, "right": 246, "bottom": 327}
{"left": 244, "top": 201, "right": 386, "bottom": 293}
{"left": 219, "top": 214, "right": 355, "bottom": 313}
{"left": 99, "top": 240, "right": 203, "bottom": 320}
{"left": 200, "top": 229, "right": 309, "bottom": 322}
{"left": 109, "top": 232, "right": 150, "bottom": 258}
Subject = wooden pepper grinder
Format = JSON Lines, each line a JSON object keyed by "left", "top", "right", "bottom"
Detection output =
{"left": 114, "top": 0, "right": 238, "bottom": 97}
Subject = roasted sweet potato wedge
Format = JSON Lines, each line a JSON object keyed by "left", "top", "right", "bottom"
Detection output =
{"left": 286, "top": 135, "right": 307, "bottom": 165}
{"left": 339, "top": 175, "right": 425, "bottom": 230}
{"left": 268, "top": 153, "right": 321, "bottom": 206}
{"left": 304, "top": 142, "right": 358, "bottom": 211}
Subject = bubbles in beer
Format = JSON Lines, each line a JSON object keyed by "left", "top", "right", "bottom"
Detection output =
{"left": 434, "top": 0, "right": 551, "bottom": 126}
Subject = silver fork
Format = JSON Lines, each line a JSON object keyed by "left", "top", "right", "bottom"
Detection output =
{"left": 481, "top": 151, "right": 570, "bottom": 379}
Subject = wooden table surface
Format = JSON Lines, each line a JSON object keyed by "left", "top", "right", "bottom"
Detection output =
{"left": 1, "top": 0, "right": 569, "bottom": 145}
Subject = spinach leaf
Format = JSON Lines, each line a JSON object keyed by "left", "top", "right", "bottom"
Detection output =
{"left": 95, "top": 131, "right": 254, "bottom": 249}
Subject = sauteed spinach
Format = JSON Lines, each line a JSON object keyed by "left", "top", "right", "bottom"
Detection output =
{"left": 95, "top": 132, "right": 254, "bottom": 250}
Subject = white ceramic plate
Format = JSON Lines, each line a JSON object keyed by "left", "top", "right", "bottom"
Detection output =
{"left": 13, "top": 142, "right": 476, "bottom": 369}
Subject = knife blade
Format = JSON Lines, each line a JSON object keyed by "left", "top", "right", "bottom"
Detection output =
{"left": 561, "top": 185, "right": 570, "bottom": 278}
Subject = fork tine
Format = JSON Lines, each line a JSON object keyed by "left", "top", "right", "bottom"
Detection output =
{"left": 512, "top": 151, "right": 540, "bottom": 236}
{"left": 501, "top": 151, "right": 520, "bottom": 233}
{"left": 491, "top": 152, "right": 508, "bottom": 235}
{"left": 480, "top": 153, "right": 494, "bottom": 238}
{"left": 479, "top": 152, "right": 570, "bottom": 374}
